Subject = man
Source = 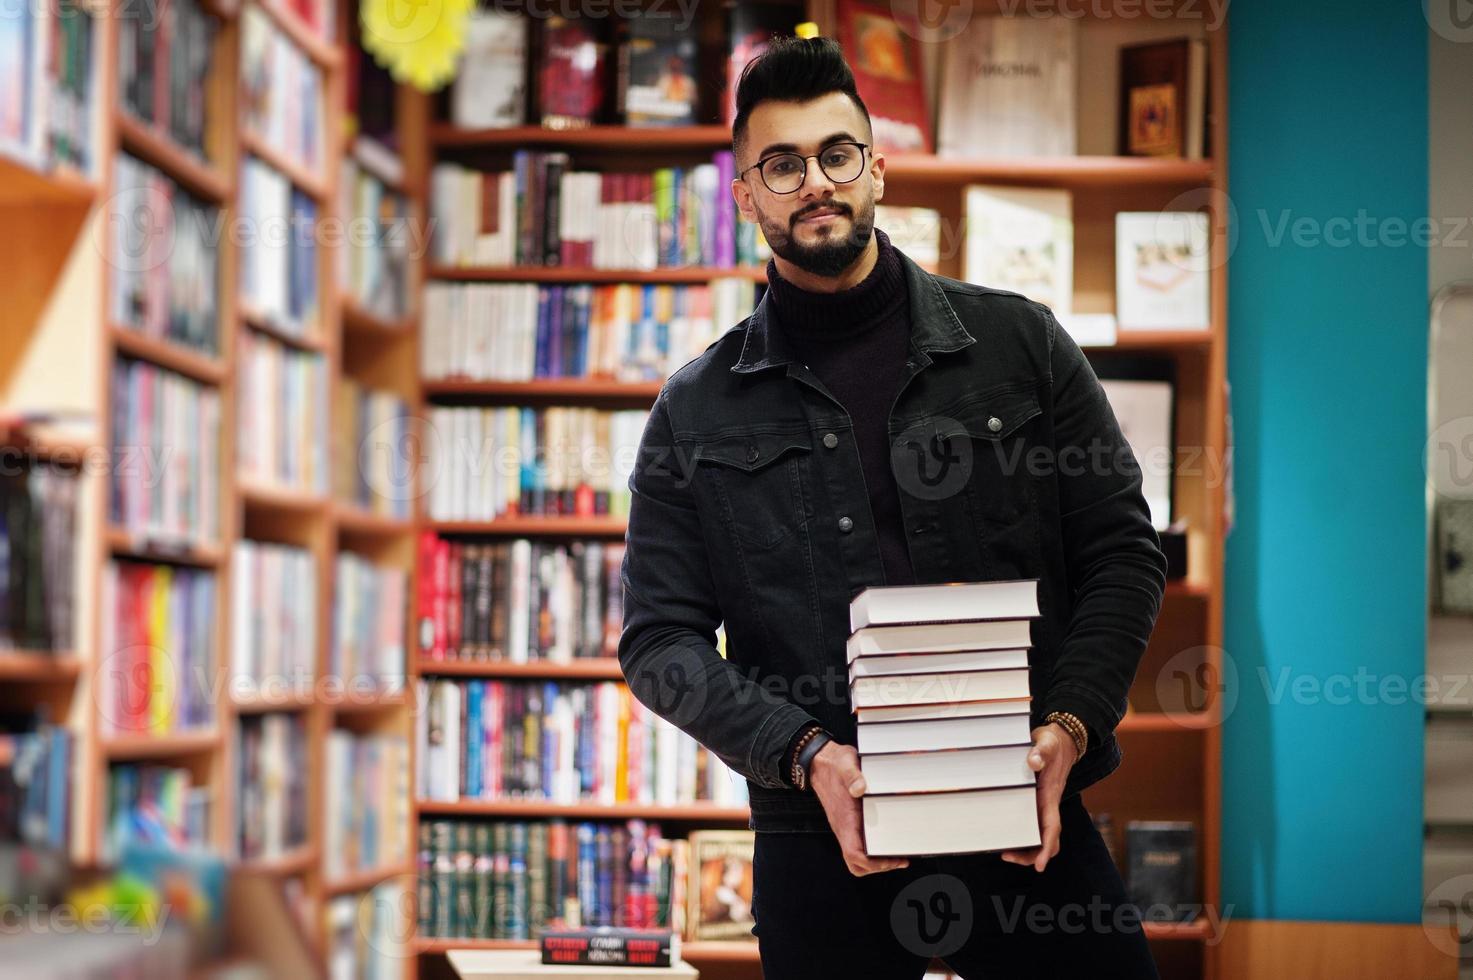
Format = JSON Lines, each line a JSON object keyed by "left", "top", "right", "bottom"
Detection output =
{"left": 619, "top": 36, "right": 1166, "bottom": 979}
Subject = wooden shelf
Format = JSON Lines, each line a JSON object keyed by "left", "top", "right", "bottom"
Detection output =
{"left": 115, "top": 111, "right": 231, "bottom": 202}
{"left": 882, "top": 153, "right": 1215, "bottom": 187}
{"left": 416, "top": 800, "right": 751, "bottom": 823}
{"left": 241, "top": 129, "right": 330, "bottom": 201}
{"left": 101, "top": 728, "right": 223, "bottom": 760}
{"left": 254, "top": 0, "right": 341, "bottom": 68}
{"left": 415, "top": 938, "right": 761, "bottom": 961}
{"left": 1086, "top": 329, "right": 1217, "bottom": 352}
{"left": 106, "top": 527, "right": 226, "bottom": 566}
{"left": 110, "top": 325, "right": 227, "bottom": 383}
{"left": 1165, "top": 578, "right": 1212, "bottom": 600}
{"left": 0, "top": 420, "right": 99, "bottom": 464}
{"left": 333, "top": 503, "right": 414, "bottom": 536}
{"left": 322, "top": 861, "right": 413, "bottom": 896}
{"left": 1118, "top": 710, "right": 1215, "bottom": 733}
{"left": 424, "top": 378, "right": 664, "bottom": 401}
{"left": 0, "top": 153, "right": 96, "bottom": 208}
{"left": 232, "top": 690, "right": 316, "bottom": 713}
{"left": 428, "top": 264, "right": 767, "bottom": 285}
{"left": 239, "top": 479, "right": 329, "bottom": 514}
{"left": 417, "top": 658, "right": 625, "bottom": 681}
{"left": 329, "top": 689, "right": 409, "bottom": 713}
{"left": 432, "top": 517, "right": 629, "bottom": 537}
{"left": 0, "top": 652, "right": 82, "bottom": 682}
{"left": 341, "top": 297, "right": 415, "bottom": 340}
{"left": 431, "top": 124, "right": 733, "bottom": 151}
{"left": 238, "top": 844, "right": 318, "bottom": 875}
{"left": 239, "top": 304, "right": 328, "bottom": 352}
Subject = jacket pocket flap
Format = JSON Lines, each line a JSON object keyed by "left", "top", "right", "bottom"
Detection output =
{"left": 939, "top": 389, "right": 1043, "bottom": 442}
{"left": 687, "top": 430, "right": 813, "bottom": 472}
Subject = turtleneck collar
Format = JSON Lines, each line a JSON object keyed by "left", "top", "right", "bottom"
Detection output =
{"left": 764, "top": 226, "right": 907, "bottom": 341}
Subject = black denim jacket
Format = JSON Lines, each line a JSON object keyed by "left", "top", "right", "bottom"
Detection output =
{"left": 618, "top": 248, "right": 1168, "bottom": 833}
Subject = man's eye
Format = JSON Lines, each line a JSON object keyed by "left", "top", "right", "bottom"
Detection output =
{"left": 768, "top": 159, "right": 799, "bottom": 175}
{"left": 822, "top": 149, "right": 854, "bottom": 167}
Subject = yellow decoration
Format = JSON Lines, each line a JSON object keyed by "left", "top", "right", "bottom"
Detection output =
{"left": 795, "top": 22, "right": 820, "bottom": 39}
{"left": 360, "top": 0, "right": 473, "bottom": 93}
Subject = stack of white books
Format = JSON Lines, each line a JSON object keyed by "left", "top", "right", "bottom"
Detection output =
{"left": 850, "top": 579, "right": 1045, "bottom": 856}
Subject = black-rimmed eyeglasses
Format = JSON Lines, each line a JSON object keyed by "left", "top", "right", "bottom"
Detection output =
{"left": 738, "top": 141, "right": 870, "bottom": 195}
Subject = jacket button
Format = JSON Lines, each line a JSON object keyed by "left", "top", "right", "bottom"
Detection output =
{"left": 822, "top": 432, "right": 838, "bottom": 449}
{"left": 746, "top": 445, "right": 760, "bottom": 462}
{"left": 838, "top": 516, "right": 854, "bottom": 533}
{"left": 987, "top": 416, "right": 1003, "bottom": 433}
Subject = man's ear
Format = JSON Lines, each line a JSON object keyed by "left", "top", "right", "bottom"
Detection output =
{"left": 731, "top": 178, "right": 757, "bottom": 223}
{"left": 871, "top": 150, "right": 886, "bottom": 203}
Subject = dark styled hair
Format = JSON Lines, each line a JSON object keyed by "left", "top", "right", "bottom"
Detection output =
{"left": 731, "top": 36, "right": 872, "bottom": 163}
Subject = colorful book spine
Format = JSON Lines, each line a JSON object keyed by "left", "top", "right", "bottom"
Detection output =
{"left": 236, "top": 711, "right": 309, "bottom": 860}
{"left": 324, "top": 730, "right": 410, "bottom": 879}
{"left": 230, "top": 539, "right": 316, "bottom": 693}
{"left": 236, "top": 328, "right": 328, "bottom": 492}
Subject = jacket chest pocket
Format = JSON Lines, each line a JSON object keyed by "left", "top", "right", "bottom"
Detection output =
{"left": 939, "top": 387, "right": 1044, "bottom": 523}
{"left": 687, "top": 430, "right": 814, "bottom": 551}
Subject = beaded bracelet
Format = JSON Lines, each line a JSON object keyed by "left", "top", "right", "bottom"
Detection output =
{"left": 1044, "top": 710, "right": 1088, "bottom": 760}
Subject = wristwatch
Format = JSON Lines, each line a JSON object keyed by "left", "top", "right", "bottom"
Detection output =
{"left": 789, "top": 726, "right": 832, "bottom": 791}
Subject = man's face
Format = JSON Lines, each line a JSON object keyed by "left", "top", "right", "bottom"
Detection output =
{"left": 732, "top": 91, "right": 886, "bottom": 278}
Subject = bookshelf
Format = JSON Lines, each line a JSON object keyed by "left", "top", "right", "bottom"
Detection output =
{"left": 0, "top": 2, "right": 1229, "bottom": 978}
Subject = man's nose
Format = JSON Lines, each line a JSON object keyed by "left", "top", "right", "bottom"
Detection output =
{"left": 798, "top": 157, "right": 837, "bottom": 199}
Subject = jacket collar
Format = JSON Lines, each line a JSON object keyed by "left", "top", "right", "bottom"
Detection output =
{"left": 730, "top": 246, "right": 977, "bottom": 374}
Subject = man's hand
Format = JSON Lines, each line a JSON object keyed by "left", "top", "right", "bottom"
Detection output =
{"left": 809, "top": 741, "right": 910, "bottom": 876}
{"left": 999, "top": 722, "right": 1079, "bottom": 873}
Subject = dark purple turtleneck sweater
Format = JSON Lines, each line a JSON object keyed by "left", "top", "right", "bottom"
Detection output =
{"left": 764, "top": 227, "right": 917, "bottom": 588}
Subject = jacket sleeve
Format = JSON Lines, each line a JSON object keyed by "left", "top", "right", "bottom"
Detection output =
{"left": 618, "top": 387, "right": 822, "bottom": 789}
{"left": 1038, "top": 307, "right": 1169, "bottom": 748}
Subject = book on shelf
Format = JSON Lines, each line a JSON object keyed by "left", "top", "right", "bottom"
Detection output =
{"left": 1119, "top": 37, "right": 1208, "bottom": 159}
{"left": 724, "top": 3, "right": 800, "bottom": 126}
{"left": 333, "top": 377, "right": 412, "bottom": 518}
{"left": 937, "top": 15, "right": 1076, "bottom": 158}
{"left": 964, "top": 185, "right": 1073, "bottom": 316}
{"left": 324, "top": 730, "right": 410, "bottom": 879}
{"left": 109, "top": 153, "right": 221, "bottom": 355}
{"left": 0, "top": 716, "right": 72, "bottom": 852}
{"left": 836, "top": 0, "right": 931, "bottom": 153}
{"left": 417, "top": 535, "right": 624, "bottom": 665}
{"left": 875, "top": 207, "right": 942, "bottom": 273}
{"left": 616, "top": 15, "right": 697, "bottom": 127}
{"left": 0, "top": 0, "right": 98, "bottom": 174}
{"left": 328, "top": 878, "right": 408, "bottom": 975}
{"left": 418, "top": 817, "right": 686, "bottom": 940}
{"left": 344, "top": 20, "right": 398, "bottom": 155}
{"left": 0, "top": 461, "right": 79, "bottom": 653}
{"left": 104, "top": 762, "right": 212, "bottom": 862}
{"left": 118, "top": 0, "right": 215, "bottom": 160}
{"left": 421, "top": 279, "right": 758, "bottom": 384}
{"left": 332, "top": 551, "right": 407, "bottom": 690}
{"left": 98, "top": 560, "right": 216, "bottom": 736}
{"left": 240, "top": 155, "right": 321, "bottom": 337}
{"left": 230, "top": 539, "right": 316, "bottom": 694}
{"left": 416, "top": 678, "right": 748, "bottom": 809}
{"left": 236, "top": 711, "right": 309, "bottom": 862}
{"left": 265, "top": 0, "right": 335, "bottom": 41}
{"left": 452, "top": 9, "right": 527, "bottom": 129}
{"left": 338, "top": 156, "right": 412, "bottom": 322}
{"left": 541, "top": 927, "right": 676, "bottom": 967}
{"left": 1094, "top": 355, "right": 1177, "bottom": 532}
{"left": 1125, "top": 820, "right": 1197, "bottom": 921}
{"left": 1114, "top": 211, "right": 1211, "bottom": 330}
{"left": 429, "top": 155, "right": 769, "bottom": 269}
{"left": 684, "top": 829, "right": 754, "bottom": 942}
{"left": 237, "top": 328, "right": 328, "bottom": 493}
{"left": 424, "top": 406, "right": 645, "bottom": 522}
{"left": 849, "top": 579, "right": 1042, "bottom": 858}
{"left": 537, "top": 15, "right": 612, "bottom": 129}
{"left": 241, "top": 4, "right": 324, "bottom": 175}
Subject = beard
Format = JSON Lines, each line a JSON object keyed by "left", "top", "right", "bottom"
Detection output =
{"left": 759, "top": 196, "right": 876, "bottom": 278}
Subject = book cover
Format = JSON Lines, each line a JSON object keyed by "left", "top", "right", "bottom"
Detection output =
{"left": 1125, "top": 820, "right": 1197, "bottom": 920}
{"left": 685, "top": 830, "right": 755, "bottom": 942}
{"left": 619, "top": 17, "right": 697, "bottom": 126}
{"left": 938, "top": 15, "right": 1076, "bottom": 158}
{"left": 837, "top": 0, "right": 931, "bottom": 152}
{"left": 1114, "top": 211, "right": 1210, "bottom": 330}
{"left": 454, "top": 9, "right": 527, "bottom": 128}
{"left": 964, "top": 185, "right": 1073, "bottom": 314}
{"left": 538, "top": 16, "right": 610, "bottom": 129}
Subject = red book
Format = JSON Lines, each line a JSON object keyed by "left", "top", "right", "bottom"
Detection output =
{"left": 837, "top": 0, "right": 932, "bottom": 153}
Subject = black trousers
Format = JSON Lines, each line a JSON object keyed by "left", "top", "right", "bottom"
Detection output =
{"left": 750, "top": 793, "right": 1161, "bottom": 980}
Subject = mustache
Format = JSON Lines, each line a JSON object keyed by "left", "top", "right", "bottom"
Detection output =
{"left": 791, "top": 202, "right": 852, "bottom": 226}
